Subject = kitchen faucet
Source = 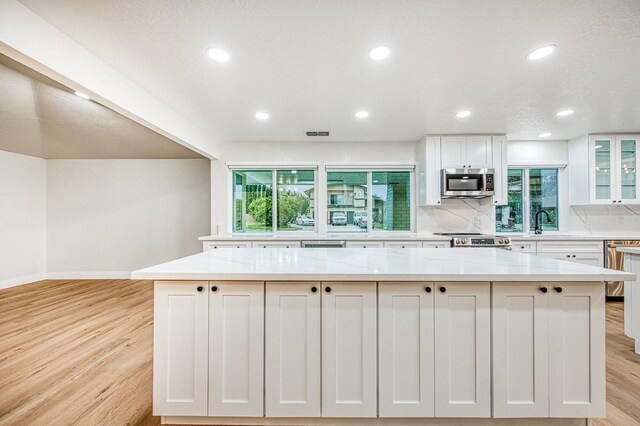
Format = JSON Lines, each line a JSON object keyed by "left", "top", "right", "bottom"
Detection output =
{"left": 534, "top": 210, "right": 551, "bottom": 234}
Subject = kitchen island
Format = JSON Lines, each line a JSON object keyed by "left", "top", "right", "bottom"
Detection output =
{"left": 619, "top": 247, "right": 640, "bottom": 354}
{"left": 132, "top": 248, "right": 633, "bottom": 425}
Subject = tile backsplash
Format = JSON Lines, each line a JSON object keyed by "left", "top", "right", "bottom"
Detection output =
{"left": 570, "top": 205, "right": 640, "bottom": 234}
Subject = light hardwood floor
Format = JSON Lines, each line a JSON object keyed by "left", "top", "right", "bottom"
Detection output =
{"left": 1, "top": 279, "right": 639, "bottom": 425}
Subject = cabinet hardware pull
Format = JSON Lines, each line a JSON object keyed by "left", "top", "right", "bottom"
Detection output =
{"left": 439, "top": 286, "right": 446, "bottom": 293}
{"left": 554, "top": 286, "right": 563, "bottom": 293}
{"left": 540, "top": 287, "right": 548, "bottom": 293}
{"left": 425, "top": 286, "right": 432, "bottom": 293}
{"left": 572, "top": 254, "right": 576, "bottom": 258}
{"left": 311, "top": 286, "right": 317, "bottom": 293}
{"left": 521, "top": 246, "right": 525, "bottom": 249}
{"left": 325, "top": 287, "right": 332, "bottom": 293}
{"left": 211, "top": 286, "right": 218, "bottom": 292}
{"left": 197, "top": 286, "right": 204, "bottom": 292}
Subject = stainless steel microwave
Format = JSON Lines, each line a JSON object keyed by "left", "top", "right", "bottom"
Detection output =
{"left": 441, "top": 168, "right": 495, "bottom": 198}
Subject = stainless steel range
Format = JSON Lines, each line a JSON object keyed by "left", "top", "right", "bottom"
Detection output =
{"left": 434, "top": 232, "right": 512, "bottom": 248}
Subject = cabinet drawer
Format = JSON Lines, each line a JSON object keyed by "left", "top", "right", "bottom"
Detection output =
{"left": 345, "top": 241, "right": 384, "bottom": 248}
{"left": 422, "top": 242, "right": 450, "bottom": 249}
{"left": 536, "top": 240, "right": 603, "bottom": 253}
{"left": 510, "top": 240, "right": 537, "bottom": 253}
{"left": 203, "top": 241, "right": 252, "bottom": 251}
{"left": 252, "top": 241, "right": 300, "bottom": 248}
{"left": 538, "top": 252, "right": 604, "bottom": 268}
{"left": 383, "top": 241, "right": 422, "bottom": 248}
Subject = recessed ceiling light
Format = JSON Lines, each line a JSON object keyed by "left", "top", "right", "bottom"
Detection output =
{"left": 369, "top": 45, "right": 390, "bottom": 60}
{"left": 556, "top": 109, "right": 574, "bottom": 117}
{"left": 74, "top": 91, "right": 90, "bottom": 100}
{"left": 455, "top": 110, "right": 471, "bottom": 118}
{"left": 206, "top": 47, "right": 230, "bottom": 62}
{"left": 538, "top": 132, "right": 553, "bottom": 137}
{"left": 355, "top": 111, "right": 369, "bottom": 119}
{"left": 526, "top": 44, "right": 557, "bottom": 60}
{"left": 255, "top": 112, "right": 269, "bottom": 120}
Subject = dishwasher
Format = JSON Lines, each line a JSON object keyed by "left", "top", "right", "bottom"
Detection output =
{"left": 301, "top": 241, "right": 346, "bottom": 248}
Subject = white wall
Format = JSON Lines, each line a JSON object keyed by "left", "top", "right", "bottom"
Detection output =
{"left": 210, "top": 140, "right": 496, "bottom": 235}
{"left": 47, "top": 159, "right": 210, "bottom": 277}
{"left": 0, "top": 150, "right": 46, "bottom": 288}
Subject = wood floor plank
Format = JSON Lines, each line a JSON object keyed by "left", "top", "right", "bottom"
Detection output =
{"left": 2, "top": 280, "right": 639, "bottom": 426}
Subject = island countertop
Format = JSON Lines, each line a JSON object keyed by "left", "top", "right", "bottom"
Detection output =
{"left": 131, "top": 247, "right": 634, "bottom": 282}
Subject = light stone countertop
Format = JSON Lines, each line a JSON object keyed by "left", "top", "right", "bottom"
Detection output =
{"left": 132, "top": 247, "right": 634, "bottom": 282}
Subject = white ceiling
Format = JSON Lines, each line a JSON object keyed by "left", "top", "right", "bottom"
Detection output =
{"left": 0, "top": 54, "right": 204, "bottom": 159}
{"left": 17, "top": 0, "right": 640, "bottom": 144}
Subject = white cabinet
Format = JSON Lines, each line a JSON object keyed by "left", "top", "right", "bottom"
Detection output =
{"left": 492, "top": 283, "right": 549, "bottom": 417}
{"left": 253, "top": 241, "right": 300, "bottom": 248}
{"left": 345, "top": 241, "right": 384, "bottom": 248}
{"left": 209, "top": 281, "right": 264, "bottom": 417}
{"left": 321, "top": 282, "right": 377, "bottom": 417}
{"left": 549, "top": 282, "right": 605, "bottom": 418}
{"left": 441, "top": 135, "right": 492, "bottom": 169}
{"left": 491, "top": 136, "right": 508, "bottom": 206}
{"left": 153, "top": 281, "right": 209, "bottom": 416}
{"left": 422, "top": 241, "right": 449, "bottom": 248}
{"left": 378, "top": 283, "right": 435, "bottom": 417}
{"left": 569, "top": 134, "right": 640, "bottom": 205}
{"left": 509, "top": 239, "right": 537, "bottom": 253}
{"left": 383, "top": 240, "right": 422, "bottom": 248}
{"left": 203, "top": 241, "right": 251, "bottom": 251}
{"left": 265, "top": 282, "right": 321, "bottom": 417}
{"left": 536, "top": 240, "right": 604, "bottom": 267}
{"left": 493, "top": 282, "right": 605, "bottom": 418}
{"left": 623, "top": 253, "right": 640, "bottom": 354}
{"left": 434, "top": 282, "right": 491, "bottom": 417}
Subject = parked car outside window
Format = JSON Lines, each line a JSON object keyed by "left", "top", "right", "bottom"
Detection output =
{"left": 330, "top": 212, "right": 347, "bottom": 225}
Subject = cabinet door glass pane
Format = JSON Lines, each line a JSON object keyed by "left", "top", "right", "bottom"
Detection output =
{"left": 326, "top": 172, "right": 367, "bottom": 233}
{"left": 529, "top": 169, "right": 559, "bottom": 232}
{"left": 495, "top": 169, "right": 524, "bottom": 233}
{"left": 233, "top": 170, "right": 273, "bottom": 232}
{"left": 276, "top": 170, "right": 315, "bottom": 231}
{"left": 372, "top": 172, "right": 411, "bottom": 231}
{"left": 620, "top": 139, "right": 637, "bottom": 200}
{"left": 594, "top": 140, "right": 611, "bottom": 200}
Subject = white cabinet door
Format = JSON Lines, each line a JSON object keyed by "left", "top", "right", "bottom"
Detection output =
{"left": 383, "top": 241, "right": 422, "bottom": 248}
{"left": 434, "top": 282, "right": 491, "bottom": 417}
{"left": 265, "top": 282, "right": 321, "bottom": 417}
{"left": 615, "top": 135, "right": 640, "bottom": 204}
{"left": 492, "top": 283, "right": 549, "bottom": 417}
{"left": 153, "top": 282, "right": 209, "bottom": 416}
{"left": 491, "top": 136, "right": 508, "bottom": 206}
{"left": 549, "top": 282, "right": 605, "bottom": 418}
{"left": 378, "top": 283, "right": 435, "bottom": 417}
{"left": 345, "top": 241, "right": 384, "bottom": 248}
{"left": 209, "top": 281, "right": 264, "bottom": 417}
{"left": 441, "top": 136, "right": 466, "bottom": 168}
{"left": 322, "top": 282, "right": 377, "bottom": 417}
{"left": 203, "top": 241, "right": 252, "bottom": 251}
{"left": 589, "top": 135, "right": 617, "bottom": 204}
{"left": 253, "top": 241, "right": 300, "bottom": 248}
{"left": 422, "top": 242, "right": 449, "bottom": 248}
{"left": 466, "top": 136, "right": 492, "bottom": 169}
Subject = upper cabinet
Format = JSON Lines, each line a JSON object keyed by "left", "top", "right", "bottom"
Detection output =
{"left": 441, "top": 135, "right": 492, "bottom": 169}
{"left": 569, "top": 134, "right": 640, "bottom": 205}
{"left": 417, "top": 135, "right": 506, "bottom": 206}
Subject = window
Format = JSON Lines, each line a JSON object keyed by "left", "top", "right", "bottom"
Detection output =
{"left": 232, "top": 168, "right": 316, "bottom": 233}
{"left": 326, "top": 170, "right": 413, "bottom": 233}
{"left": 495, "top": 168, "right": 560, "bottom": 233}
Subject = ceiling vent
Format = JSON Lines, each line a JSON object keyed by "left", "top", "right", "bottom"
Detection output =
{"left": 306, "top": 131, "right": 330, "bottom": 137}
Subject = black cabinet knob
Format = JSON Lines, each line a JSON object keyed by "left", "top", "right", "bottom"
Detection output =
{"left": 197, "top": 286, "right": 203, "bottom": 292}
{"left": 554, "top": 286, "right": 563, "bottom": 293}
{"left": 211, "top": 285, "right": 218, "bottom": 292}
{"left": 425, "top": 286, "right": 432, "bottom": 293}
{"left": 572, "top": 255, "right": 576, "bottom": 258}
{"left": 540, "top": 287, "right": 548, "bottom": 293}
{"left": 325, "top": 287, "right": 332, "bottom": 293}
{"left": 439, "top": 286, "right": 446, "bottom": 293}
{"left": 311, "top": 286, "right": 318, "bottom": 293}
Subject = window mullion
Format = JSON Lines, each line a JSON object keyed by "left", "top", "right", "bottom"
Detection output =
{"left": 523, "top": 168, "right": 530, "bottom": 234}
{"left": 367, "top": 172, "right": 373, "bottom": 233}
{"left": 272, "top": 170, "right": 277, "bottom": 233}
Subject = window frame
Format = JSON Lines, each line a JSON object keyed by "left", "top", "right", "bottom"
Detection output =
{"left": 228, "top": 164, "right": 319, "bottom": 234}
{"left": 325, "top": 167, "right": 415, "bottom": 234}
{"left": 495, "top": 166, "right": 566, "bottom": 235}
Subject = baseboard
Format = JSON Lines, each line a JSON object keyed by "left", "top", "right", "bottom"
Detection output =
{"left": 0, "top": 271, "right": 131, "bottom": 290}
{"left": 45, "top": 271, "right": 131, "bottom": 280}
{"left": 0, "top": 273, "right": 47, "bottom": 290}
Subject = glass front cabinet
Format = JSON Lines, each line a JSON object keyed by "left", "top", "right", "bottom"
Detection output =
{"left": 569, "top": 134, "right": 640, "bottom": 205}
